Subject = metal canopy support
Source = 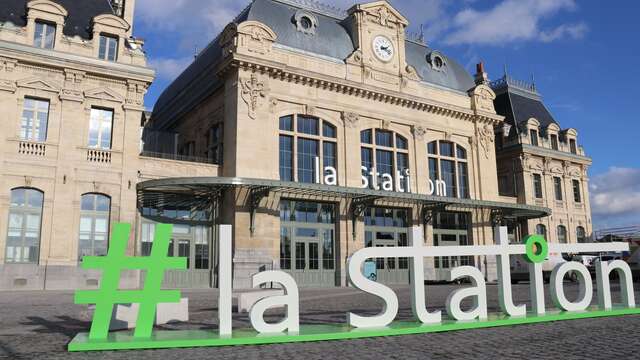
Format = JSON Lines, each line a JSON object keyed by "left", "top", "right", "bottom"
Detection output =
{"left": 350, "top": 196, "right": 381, "bottom": 240}
{"left": 249, "top": 186, "right": 271, "bottom": 236}
{"left": 421, "top": 203, "right": 448, "bottom": 225}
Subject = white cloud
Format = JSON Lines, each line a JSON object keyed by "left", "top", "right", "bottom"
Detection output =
{"left": 149, "top": 57, "right": 192, "bottom": 81}
{"left": 443, "top": 0, "right": 587, "bottom": 45}
{"left": 590, "top": 167, "right": 640, "bottom": 227}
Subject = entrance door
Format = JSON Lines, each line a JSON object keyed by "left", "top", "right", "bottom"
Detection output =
{"left": 140, "top": 221, "right": 212, "bottom": 289}
{"left": 290, "top": 234, "right": 332, "bottom": 287}
{"left": 364, "top": 208, "right": 410, "bottom": 285}
{"left": 433, "top": 212, "right": 472, "bottom": 281}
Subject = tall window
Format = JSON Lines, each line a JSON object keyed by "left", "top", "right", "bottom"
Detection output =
{"left": 576, "top": 226, "right": 586, "bottom": 243}
{"left": 557, "top": 225, "right": 567, "bottom": 244}
{"left": 279, "top": 115, "right": 337, "bottom": 184}
{"left": 533, "top": 174, "right": 543, "bottom": 199}
{"left": 572, "top": 179, "right": 582, "bottom": 203}
{"left": 550, "top": 134, "right": 559, "bottom": 151}
{"left": 569, "top": 139, "right": 577, "bottom": 154}
{"left": 88, "top": 108, "right": 113, "bottom": 149}
{"left": 427, "top": 140, "right": 469, "bottom": 198}
{"left": 530, "top": 129, "right": 539, "bottom": 146}
{"left": 34, "top": 21, "right": 55, "bottom": 49}
{"left": 361, "top": 129, "right": 409, "bottom": 192}
{"left": 553, "top": 177, "right": 563, "bottom": 201}
{"left": 5, "top": 188, "right": 43, "bottom": 263}
{"left": 536, "top": 224, "right": 547, "bottom": 239}
{"left": 20, "top": 98, "right": 49, "bottom": 142}
{"left": 78, "top": 194, "right": 111, "bottom": 260}
{"left": 206, "top": 123, "right": 223, "bottom": 164}
{"left": 98, "top": 34, "right": 118, "bottom": 61}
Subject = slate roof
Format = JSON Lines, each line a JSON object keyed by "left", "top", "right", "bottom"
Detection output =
{"left": 151, "top": 0, "right": 475, "bottom": 129}
{"left": 491, "top": 76, "right": 560, "bottom": 137}
{"left": 0, "top": 0, "right": 114, "bottom": 40}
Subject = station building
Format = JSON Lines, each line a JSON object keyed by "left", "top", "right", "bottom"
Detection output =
{"left": 0, "top": 0, "right": 592, "bottom": 290}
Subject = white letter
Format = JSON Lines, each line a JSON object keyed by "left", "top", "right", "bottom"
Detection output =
{"left": 404, "top": 169, "right": 411, "bottom": 193}
{"left": 218, "top": 225, "right": 233, "bottom": 336}
{"left": 369, "top": 169, "right": 380, "bottom": 190}
{"left": 249, "top": 271, "right": 299, "bottom": 333}
{"left": 361, "top": 166, "right": 369, "bottom": 189}
{"left": 550, "top": 262, "right": 592, "bottom": 312}
{"left": 445, "top": 266, "right": 488, "bottom": 321}
{"left": 347, "top": 248, "right": 399, "bottom": 328}
{"left": 436, "top": 180, "right": 447, "bottom": 197}
{"left": 529, "top": 262, "right": 546, "bottom": 315}
{"left": 324, "top": 166, "right": 337, "bottom": 186}
{"left": 427, "top": 179, "right": 435, "bottom": 195}
{"left": 395, "top": 170, "right": 405, "bottom": 193}
{"left": 314, "top": 157, "right": 321, "bottom": 184}
{"left": 596, "top": 260, "right": 636, "bottom": 310}
{"left": 381, "top": 173, "right": 393, "bottom": 191}
{"left": 495, "top": 226, "right": 526, "bottom": 317}
{"left": 409, "top": 227, "right": 441, "bottom": 324}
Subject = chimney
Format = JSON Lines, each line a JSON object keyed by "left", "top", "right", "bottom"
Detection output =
{"left": 474, "top": 62, "right": 489, "bottom": 86}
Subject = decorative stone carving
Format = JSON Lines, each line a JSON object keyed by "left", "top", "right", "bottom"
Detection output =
{"left": 470, "top": 85, "right": 496, "bottom": 113}
{"left": 125, "top": 80, "right": 147, "bottom": 109}
{"left": 342, "top": 112, "right": 359, "bottom": 128}
{"left": 360, "top": 3, "right": 408, "bottom": 29}
{"left": 240, "top": 73, "right": 268, "bottom": 120}
{"left": 60, "top": 69, "right": 85, "bottom": 102}
{"left": 24, "top": 176, "right": 32, "bottom": 187}
{"left": 346, "top": 49, "right": 363, "bottom": 65}
{"left": 269, "top": 97, "right": 279, "bottom": 113}
{"left": 411, "top": 125, "right": 426, "bottom": 140}
{"left": 477, "top": 124, "right": 495, "bottom": 159}
{"left": 16, "top": 77, "right": 61, "bottom": 93}
{"left": 0, "top": 57, "right": 17, "bottom": 72}
{"left": 404, "top": 65, "right": 420, "bottom": 81}
{"left": 305, "top": 104, "right": 316, "bottom": 116}
{"left": 381, "top": 119, "right": 391, "bottom": 130}
{"left": 220, "top": 21, "right": 277, "bottom": 57}
{"left": 294, "top": 10, "right": 318, "bottom": 35}
{"left": 84, "top": 87, "right": 125, "bottom": 103}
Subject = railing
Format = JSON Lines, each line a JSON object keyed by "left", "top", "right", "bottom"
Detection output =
{"left": 140, "top": 151, "right": 218, "bottom": 165}
{"left": 490, "top": 75, "right": 537, "bottom": 93}
{"left": 87, "top": 148, "right": 112, "bottom": 164}
{"left": 18, "top": 141, "right": 46, "bottom": 157}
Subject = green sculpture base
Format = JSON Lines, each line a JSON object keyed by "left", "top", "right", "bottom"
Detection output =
{"left": 69, "top": 307, "right": 640, "bottom": 352}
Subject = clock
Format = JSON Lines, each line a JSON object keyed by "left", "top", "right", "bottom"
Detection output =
{"left": 372, "top": 35, "right": 394, "bottom": 62}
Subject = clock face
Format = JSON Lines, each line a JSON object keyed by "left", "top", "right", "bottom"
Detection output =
{"left": 372, "top": 35, "right": 394, "bottom": 62}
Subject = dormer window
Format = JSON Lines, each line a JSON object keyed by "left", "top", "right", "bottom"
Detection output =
{"left": 98, "top": 34, "right": 118, "bottom": 61}
{"left": 34, "top": 21, "right": 55, "bottom": 49}
{"left": 294, "top": 10, "right": 318, "bottom": 35}
{"left": 529, "top": 129, "right": 539, "bottom": 146}
{"left": 569, "top": 139, "right": 577, "bottom": 154}
{"left": 550, "top": 134, "right": 559, "bottom": 150}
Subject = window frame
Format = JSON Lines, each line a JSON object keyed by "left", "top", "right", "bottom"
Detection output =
{"left": 78, "top": 193, "right": 111, "bottom": 261}
{"left": 88, "top": 107, "right": 114, "bottom": 150}
{"left": 98, "top": 34, "right": 119, "bottom": 61}
{"left": 279, "top": 114, "right": 338, "bottom": 184}
{"left": 557, "top": 225, "right": 568, "bottom": 244}
{"left": 533, "top": 173, "right": 543, "bottom": 199}
{"left": 550, "top": 134, "right": 559, "bottom": 151}
{"left": 572, "top": 179, "right": 582, "bottom": 203}
{"left": 553, "top": 176, "right": 563, "bottom": 201}
{"left": 360, "top": 129, "right": 410, "bottom": 192}
{"left": 530, "top": 129, "right": 539, "bottom": 146}
{"left": 576, "top": 226, "right": 586, "bottom": 243}
{"left": 427, "top": 140, "right": 470, "bottom": 198}
{"left": 33, "top": 20, "right": 56, "bottom": 49}
{"left": 5, "top": 188, "right": 44, "bottom": 264}
{"left": 20, "top": 97, "right": 50, "bottom": 142}
{"left": 206, "top": 123, "right": 223, "bottom": 165}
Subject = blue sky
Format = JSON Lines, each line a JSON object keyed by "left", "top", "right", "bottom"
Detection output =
{"left": 133, "top": 0, "right": 640, "bottom": 229}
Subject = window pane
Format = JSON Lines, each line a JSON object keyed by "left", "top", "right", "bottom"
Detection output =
{"left": 279, "top": 115, "right": 293, "bottom": 131}
{"left": 530, "top": 130, "right": 539, "bottom": 146}
{"left": 99, "top": 36, "right": 107, "bottom": 59}
{"left": 309, "top": 243, "right": 319, "bottom": 270}
{"left": 429, "top": 158, "right": 439, "bottom": 184}
{"left": 297, "top": 138, "right": 318, "bottom": 183}
{"left": 280, "top": 228, "right": 291, "bottom": 270}
{"left": 396, "top": 135, "right": 408, "bottom": 150}
{"left": 107, "top": 37, "right": 118, "bottom": 61}
{"left": 554, "top": 177, "right": 563, "bottom": 201}
{"left": 27, "top": 190, "right": 44, "bottom": 208}
{"left": 375, "top": 130, "right": 393, "bottom": 147}
{"left": 428, "top": 141, "right": 438, "bottom": 155}
{"left": 551, "top": 135, "right": 559, "bottom": 150}
{"left": 322, "top": 122, "right": 337, "bottom": 138}
{"left": 533, "top": 174, "right": 543, "bottom": 199}
{"left": 279, "top": 135, "right": 293, "bottom": 181}
{"left": 323, "top": 142, "right": 336, "bottom": 169}
{"left": 96, "top": 195, "right": 110, "bottom": 212}
{"left": 322, "top": 230, "right": 334, "bottom": 270}
{"left": 361, "top": 147, "right": 373, "bottom": 188}
{"left": 439, "top": 142, "right": 454, "bottom": 157}
{"left": 297, "top": 116, "right": 318, "bottom": 135}
{"left": 44, "top": 23, "right": 55, "bottom": 49}
{"left": 34, "top": 22, "right": 44, "bottom": 46}
{"left": 81, "top": 195, "right": 95, "bottom": 211}
{"left": 441, "top": 159, "right": 457, "bottom": 197}
{"left": 458, "top": 162, "right": 469, "bottom": 199}
{"left": 295, "top": 242, "right": 306, "bottom": 270}
{"left": 11, "top": 188, "right": 26, "bottom": 206}
{"left": 360, "top": 129, "right": 372, "bottom": 144}
{"left": 573, "top": 180, "right": 582, "bottom": 203}
{"left": 456, "top": 145, "right": 467, "bottom": 159}
{"left": 376, "top": 150, "right": 393, "bottom": 177}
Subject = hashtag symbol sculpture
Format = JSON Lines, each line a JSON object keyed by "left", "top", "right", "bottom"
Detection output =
{"left": 75, "top": 223, "right": 186, "bottom": 340}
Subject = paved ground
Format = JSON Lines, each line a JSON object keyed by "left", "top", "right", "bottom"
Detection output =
{"left": 1, "top": 282, "right": 639, "bottom": 359}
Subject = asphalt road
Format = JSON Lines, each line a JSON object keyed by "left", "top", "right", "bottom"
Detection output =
{"left": 1, "top": 283, "right": 639, "bottom": 359}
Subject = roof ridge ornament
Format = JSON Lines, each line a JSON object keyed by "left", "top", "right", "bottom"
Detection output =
{"left": 274, "top": 0, "right": 348, "bottom": 19}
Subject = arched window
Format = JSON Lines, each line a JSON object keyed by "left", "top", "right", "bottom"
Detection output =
{"left": 279, "top": 115, "right": 337, "bottom": 184}
{"left": 576, "top": 226, "right": 586, "bottom": 243}
{"left": 78, "top": 194, "right": 111, "bottom": 260}
{"left": 360, "top": 129, "right": 410, "bottom": 192}
{"left": 557, "top": 225, "right": 567, "bottom": 244}
{"left": 536, "top": 224, "right": 547, "bottom": 239}
{"left": 427, "top": 140, "right": 469, "bottom": 198}
{"left": 5, "top": 188, "right": 44, "bottom": 263}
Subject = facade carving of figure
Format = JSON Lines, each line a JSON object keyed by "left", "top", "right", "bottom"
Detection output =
{"left": 411, "top": 125, "right": 426, "bottom": 140}
{"left": 342, "top": 112, "right": 359, "bottom": 128}
{"left": 240, "top": 73, "right": 268, "bottom": 120}
{"left": 477, "top": 124, "right": 495, "bottom": 159}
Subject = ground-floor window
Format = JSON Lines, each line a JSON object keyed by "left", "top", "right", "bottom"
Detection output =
{"left": 433, "top": 212, "right": 472, "bottom": 270}
{"left": 5, "top": 188, "right": 43, "bottom": 264}
{"left": 279, "top": 200, "right": 336, "bottom": 287}
{"left": 78, "top": 194, "right": 110, "bottom": 261}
